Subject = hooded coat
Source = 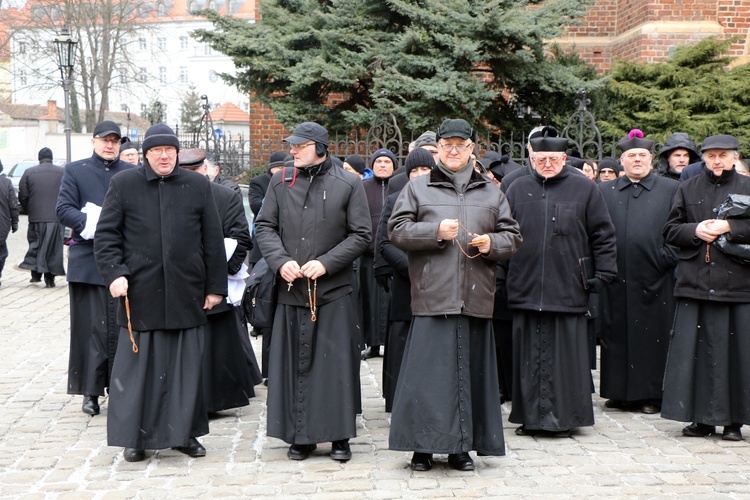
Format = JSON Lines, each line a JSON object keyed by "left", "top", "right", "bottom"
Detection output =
{"left": 656, "top": 133, "right": 701, "bottom": 181}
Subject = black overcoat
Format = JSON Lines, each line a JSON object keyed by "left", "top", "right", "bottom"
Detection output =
{"left": 56, "top": 153, "right": 136, "bottom": 285}
{"left": 19, "top": 160, "right": 64, "bottom": 222}
{"left": 0, "top": 175, "right": 18, "bottom": 243}
{"left": 598, "top": 173, "right": 679, "bottom": 401}
{"left": 94, "top": 165, "right": 227, "bottom": 331}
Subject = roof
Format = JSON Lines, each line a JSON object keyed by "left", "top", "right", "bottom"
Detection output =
{"left": 210, "top": 102, "right": 249, "bottom": 123}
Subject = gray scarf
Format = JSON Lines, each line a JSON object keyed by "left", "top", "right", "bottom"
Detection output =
{"left": 437, "top": 160, "right": 474, "bottom": 193}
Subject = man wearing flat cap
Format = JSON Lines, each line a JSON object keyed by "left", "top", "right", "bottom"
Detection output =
{"left": 57, "top": 120, "right": 135, "bottom": 417}
{"left": 255, "top": 121, "right": 371, "bottom": 462}
{"left": 598, "top": 129, "right": 679, "bottom": 415}
{"left": 505, "top": 126, "right": 617, "bottom": 437}
{"left": 94, "top": 124, "right": 227, "bottom": 462}
{"left": 179, "top": 148, "right": 261, "bottom": 416}
{"left": 662, "top": 134, "right": 750, "bottom": 441}
{"left": 388, "top": 118, "right": 521, "bottom": 471}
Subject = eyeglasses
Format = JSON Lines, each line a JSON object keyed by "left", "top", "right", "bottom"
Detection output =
{"left": 288, "top": 142, "right": 315, "bottom": 151}
{"left": 148, "top": 147, "right": 177, "bottom": 156}
{"left": 438, "top": 142, "right": 473, "bottom": 153}
{"left": 96, "top": 136, "right": 120, "bottom": 145}
{"left": 534, "top": 155, "right": 563, "bottom": 165}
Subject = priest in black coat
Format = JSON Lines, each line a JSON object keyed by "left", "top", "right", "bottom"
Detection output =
{"left": 255, "top": 122, "right": 371, "bottom": 462}
{"left": 94, "top": 124, "right": 227, "bottom": 462}
{"left": 598, "top": 130, "right": 679, "bottom": 414}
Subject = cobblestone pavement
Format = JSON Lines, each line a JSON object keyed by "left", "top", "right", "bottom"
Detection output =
{"left": 2, "top": 216, "right": 750, "bottom": 499}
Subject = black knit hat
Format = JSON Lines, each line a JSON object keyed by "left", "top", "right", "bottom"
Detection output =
{"left": 38, "top": 147, "right": 53, "bottom": 161}
{"left": 369, "top": 149, "right": 398, "bottom": 170}
{"left": 598, "top": 157, "right": 621, "bottom": 175}
{"left": 268, "top": 151, "right": 287, "bottom": 169}
{"left": 529, "top": 126, "right": 568, "bottom": 152}
{"left": 404, "top": 148, "right": 435, "bottom": 178}
{"left": 344, "top": 154, "right": 366, "bottom": 174}
{"left": 617, "top": 129, "right": 654, "bottom": 153}
{"left": 142, "top": 123, "right": 180, "bottom": 155}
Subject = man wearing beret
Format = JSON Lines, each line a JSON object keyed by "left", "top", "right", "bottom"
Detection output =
{"left": 255, "top": 122, "right": 371, "bottom": 462}
{"left": 94, "top": 124, "right": 227, "bottom": 462}
{"left": 56, "top": 120, "right": 136, "bottom": 416}
{"left": 388, "top": 118, "right": 521, "bottom": 471}
{"left": 598, "top": 130, "right": 679, "bottom": 415}
{"left": 662, "top": 134, "right": 750, "bottom": 441}
{"left": 505, "top": 126, "right": 617, "bottom": 437}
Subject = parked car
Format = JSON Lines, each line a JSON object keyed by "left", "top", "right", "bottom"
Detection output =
{"left": 6, "top": 159, "right": 65, "bottom": 214}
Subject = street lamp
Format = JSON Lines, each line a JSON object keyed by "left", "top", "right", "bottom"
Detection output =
{"left": 53, "top": 27, "right": 77, "bottom": 164}
{"left": 121, "top": 104, "right": 131, "bottom": 139}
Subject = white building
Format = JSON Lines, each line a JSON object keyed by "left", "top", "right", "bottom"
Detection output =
{"left": 5, "top": 0, "right": 255, "bottom": 139}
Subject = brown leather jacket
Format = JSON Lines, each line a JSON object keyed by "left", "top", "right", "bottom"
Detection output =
{"left": 388, "top": 166, "right": 521, "bottom": 318}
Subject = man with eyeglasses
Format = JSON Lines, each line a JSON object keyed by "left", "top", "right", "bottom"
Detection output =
{"left": 94, "top": 124, "right": 227, "bottom": 462}
{"left": 388, "top": 118, "right": 521, "bottom": 471}
{"left": 57, "top": 120, "right": 136, "bottom": 417}
{"left": 598, "top": 129, "right": 679, "bottom": 416}
{"left": 505, "top": 126, "right": 617, "bottom": 438}
{"left": 255, "top": 121, "right": 371, "bottom": 462}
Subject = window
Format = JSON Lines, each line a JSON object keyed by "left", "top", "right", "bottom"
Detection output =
{"left": 138, "top": 67, "right": 147, "bottom": 83}
{"left": 157, "top": 37, "right": 166, "bottom": 51}
{"left": 159, "top": 67, "right": 166, "bottom": 84}
{"left": 17, "top": 41, "right": 26, "bottom": 54}
{"left": 157, "top": 2, "right": 166, "bottom": 16}
{"left": 203, "top": 43, "right": 212, "bottom": 56}
{"left": 139, "top": 38, "right": 147, "bottom": 51}
{"left": 179, "top": 67, "right": 188, "bottom": 84}
{"left": 19, "top": 69, "right": 26, "bottom": 86}
{"left": 180, "top": 36, "right": 188, "bottom": 50}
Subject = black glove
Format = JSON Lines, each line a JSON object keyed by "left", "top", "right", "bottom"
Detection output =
{"left": 11, "top": 223, "right": 18, "bottom": 233}
{"left": 375, "top": 274, "right": 391, "bottom": 293}
{"left": 586, "top": 278, "right": 604, "bottom": 293}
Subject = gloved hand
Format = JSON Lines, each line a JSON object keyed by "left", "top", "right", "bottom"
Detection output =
{"left": 11, "top": 223, "right": 18, "bottom": 233}
{"left": 586, "top": 278, "right": 604, "bottom": 293}
{"left": 375, "top": 274, "right": 391, "bottom": 293}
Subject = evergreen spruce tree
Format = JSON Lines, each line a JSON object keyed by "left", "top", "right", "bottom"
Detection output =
{"left": 180, "top": 86, "right": 204, "bottom": 133}
{"left": 598, "top": 37, "right": 750, "bottom": 152}
{"left": 195, "top": 0, "right": 599, "bottom": 134}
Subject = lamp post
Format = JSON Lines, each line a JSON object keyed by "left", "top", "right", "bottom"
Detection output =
{"left": 53, "top": 27, "right": 77, "bottom": 164}
{"left": 121, "top": 104, "right": 131, "bottom": 139}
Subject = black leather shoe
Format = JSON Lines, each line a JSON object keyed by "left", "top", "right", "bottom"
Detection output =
{"left": 123, "top": 448, "right": 145, "bottom": 462}
{"left": 361, "top": 346, "right": 381, "bottom": 360}
{"left": 641, "top": 403, "right": 660, "bottom": 414}
{"left": 682, "top": 422, "right": 715, "bottom": 437}
{"left": 330, "top": 439, "right": 352, "bottom": 461}
{"left": 515, "top": 425, "right": 537, "bottom": 436}
{"left": 410, "top": 452, "right": 433, "bottom": 471}
{"left": 172, "top": 437, "right": 206, "bottom": 457}
{"left": 82, "top": 396, "right": 100, "bottom": 415}
{"left": 723, "top": 424, "right": 743, "bottom": 441}
{"left": 45, "top": 280, "right": 56, "bottom": 288}
{"left": 30, "top": 272, "right": 42, "bottom": 283}
{"left": 287, "top": 443, "right": 316, "bottom": 460}
{"left": 448, "top": 452, "right": 474, "bottom": 471}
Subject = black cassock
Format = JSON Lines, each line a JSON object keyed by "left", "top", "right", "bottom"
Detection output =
{"left": 598, "top": 174, "right": 678, "bottom": 402}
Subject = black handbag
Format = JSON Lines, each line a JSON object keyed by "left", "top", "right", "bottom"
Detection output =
{"left": 712, "top": 194, "right": 750, "bottom": 264}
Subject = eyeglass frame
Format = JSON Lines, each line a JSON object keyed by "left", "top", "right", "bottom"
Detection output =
{"left": 533, "top": 154, "right": 565, "bottom": 165}
{"left": 438, "top": 141, "right": 474, "bottom": 153}
{"left": 147, "top": 147, "right": 178, "bottom": 156}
